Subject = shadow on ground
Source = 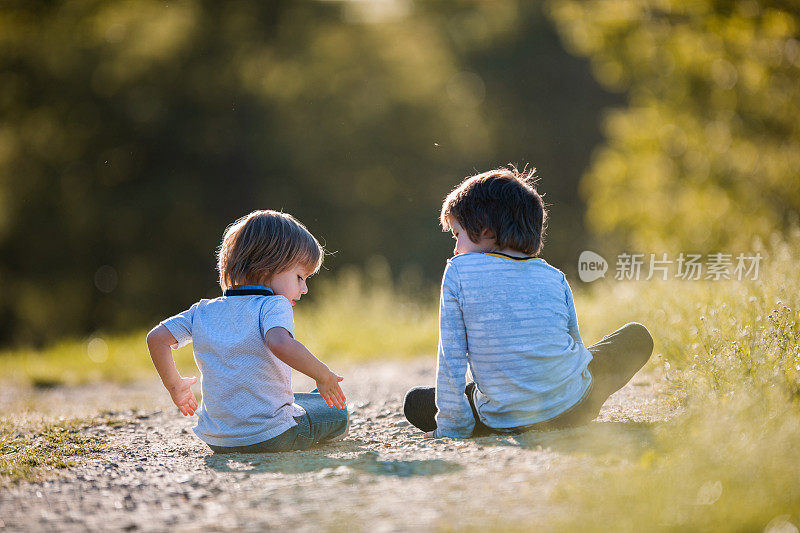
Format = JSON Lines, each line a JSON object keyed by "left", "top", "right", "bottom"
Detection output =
{"left": 473, "top": 421, "right": 661, "bottom": 460}
{"left": 204, "top": 444, "right": 461, "bottom": 478}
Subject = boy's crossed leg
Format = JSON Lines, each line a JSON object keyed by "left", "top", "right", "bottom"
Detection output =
{"left": 209, "top": 392, "right": 348, "bottom": 453}
{"left": 580, "top": 322, "right": 655, "bottom": 421}
{"left": 403, "top": 322, "right": 654, "bottom": 435}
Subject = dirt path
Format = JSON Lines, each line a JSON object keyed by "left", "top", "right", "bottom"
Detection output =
{"left": 0, "top": 358, "right": 675, "bottom": 531}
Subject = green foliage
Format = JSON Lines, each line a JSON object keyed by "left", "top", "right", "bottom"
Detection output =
{"left": 0, "top": 1, "right": 614, "bottom": 347}
{"left": 0, "top": 416, "right": 106, "bottom": 485}
{"left": 547, "top": 0, "right": 800, "bottom": 253}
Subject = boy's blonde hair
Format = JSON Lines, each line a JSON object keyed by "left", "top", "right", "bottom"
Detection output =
{"left": 217, "top": 210, "right": 324, "bottom": 289}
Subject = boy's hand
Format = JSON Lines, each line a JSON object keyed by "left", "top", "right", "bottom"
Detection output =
{"left": 169, "top": 376, "right": 199, "bottom": 416}
{"left": 265, "top": 327, "right": 346, "bottom": 409}
{"left": 315, "top": 371, "right": 347, "bottom": 410}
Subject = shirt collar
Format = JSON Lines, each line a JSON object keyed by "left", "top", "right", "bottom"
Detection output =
{"left": 483, "top": 252, "right": 543, "bottom": 261}
{"left": 223, "top": 284, "right": 275, "bottom": 297}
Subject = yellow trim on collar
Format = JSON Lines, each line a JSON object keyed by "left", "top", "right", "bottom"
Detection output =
{"left": 484, "top": 252, "right": 542, "bottom": 261}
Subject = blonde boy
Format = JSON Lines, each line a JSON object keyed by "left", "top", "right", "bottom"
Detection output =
{"left": 147, "top": 210, "right": 348, "bottom": 453}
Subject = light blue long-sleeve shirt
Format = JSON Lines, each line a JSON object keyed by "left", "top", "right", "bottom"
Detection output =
{"left": 434, "top": 252, "right": 593, "bottom": 438}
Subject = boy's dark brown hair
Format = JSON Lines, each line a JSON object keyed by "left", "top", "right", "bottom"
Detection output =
{"left": 440, "top": 165, "right": 547, "bottom": 256}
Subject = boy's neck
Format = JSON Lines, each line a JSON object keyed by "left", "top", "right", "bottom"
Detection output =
{"left": 467, "top": 234, "right": 533, "bottom": 258}
{"left": 489, "top": 247, "right": 531, "bottom": 258}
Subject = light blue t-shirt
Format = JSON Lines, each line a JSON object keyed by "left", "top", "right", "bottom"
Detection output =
{"left": 434, "top": 253, "right": 593, "bottom": 438}
{"left": 161, "top": 285, "right": 305, "bottom": 447}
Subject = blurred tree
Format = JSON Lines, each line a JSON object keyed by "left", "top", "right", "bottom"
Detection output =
{"left": 0, "top": 0, "right": 614, "bottom": 346}
{"left": 547, "top": 0, "right": 800, "bottom": 255}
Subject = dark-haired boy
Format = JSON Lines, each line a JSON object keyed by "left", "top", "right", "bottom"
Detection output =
{"left": 403, "top": 166, "right": 654, "bottom": 438}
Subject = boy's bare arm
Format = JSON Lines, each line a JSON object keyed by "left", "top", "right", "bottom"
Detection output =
{"left": 265, "top": 326, "right": 347, "bottom": 410}
{"left": 146, "top": 324, "right": 198, "bottom": 416}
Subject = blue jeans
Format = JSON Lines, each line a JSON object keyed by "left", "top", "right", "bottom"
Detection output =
{"left": 208, "top": 393, "right": 348, "bottom": 453}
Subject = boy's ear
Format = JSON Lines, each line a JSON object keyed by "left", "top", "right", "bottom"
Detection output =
{"left": 480, "top": 228, "right": 495, "bottom": 239}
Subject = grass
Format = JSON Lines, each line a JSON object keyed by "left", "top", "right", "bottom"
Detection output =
{"left": 527, "top": 229, "right": 800, "bottom": 532}
{"left": 0, "top": 330, "right": 190, "bottom": 387}
{"left": 0, "top": 262, "right": 439, "bottom": 387}
{"left": 0, "top": 416, "right": 107, "bottom": 485}
{"left": 294, "top": 262, "right": 438, "bottom": 361}
{"left": 0, "top": 229, "right": 799, "bottom": 530}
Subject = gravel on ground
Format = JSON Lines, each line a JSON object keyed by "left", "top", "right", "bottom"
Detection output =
{"left": 0, "top": 357, "right": 676, "bottom": 532}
